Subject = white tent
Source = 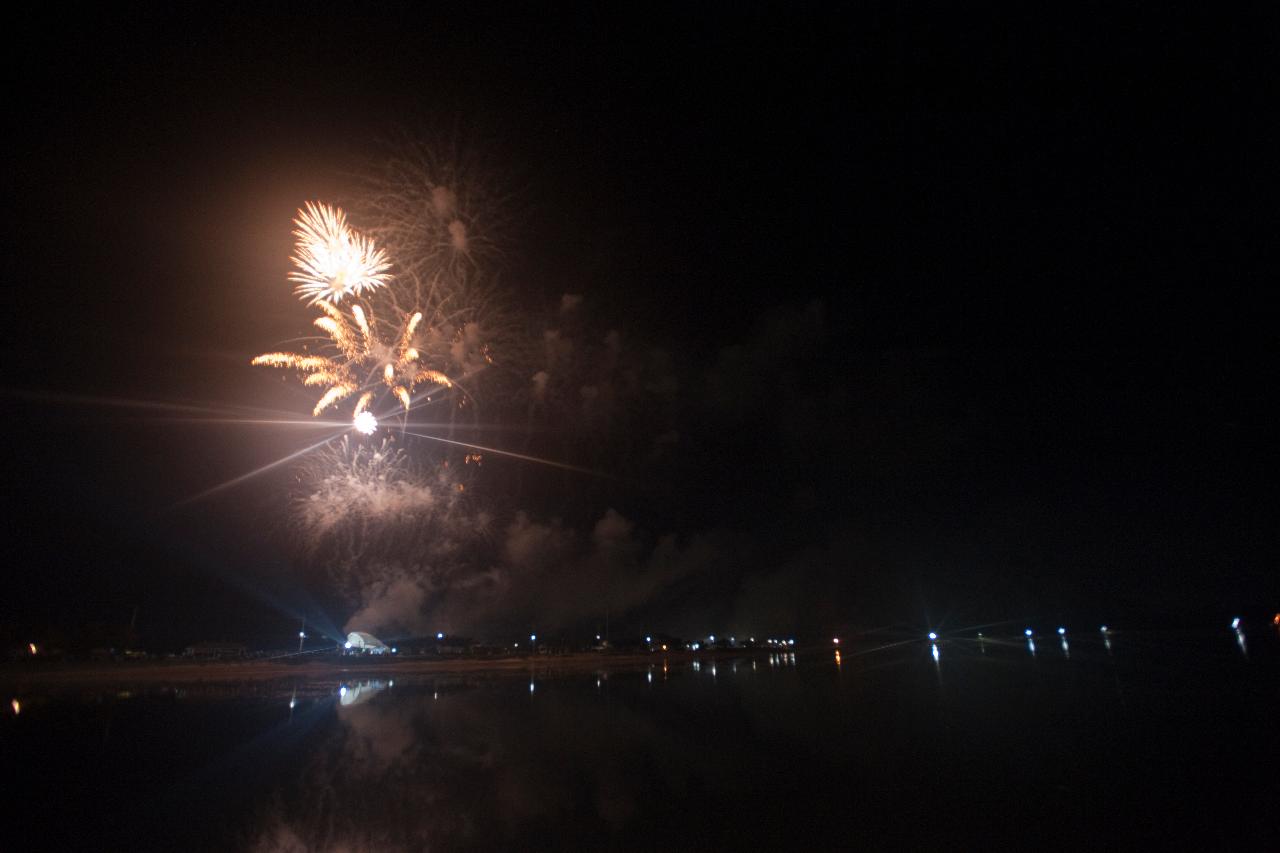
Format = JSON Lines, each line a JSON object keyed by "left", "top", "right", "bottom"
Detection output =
{"left": 345, "top": 631, "right": 389, "bottom": 653}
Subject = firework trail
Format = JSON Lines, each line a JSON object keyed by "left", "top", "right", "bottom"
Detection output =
{"left": 289, "top": 201, "right": 392, "bottom": 305}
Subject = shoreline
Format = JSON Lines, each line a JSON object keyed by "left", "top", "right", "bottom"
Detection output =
{"left": 0, "top": 648, "right": 792, "bottom": 687}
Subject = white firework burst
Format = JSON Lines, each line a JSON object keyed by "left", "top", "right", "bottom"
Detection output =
{"left": 289, "top": 201, "right": 393, "bottom": 305}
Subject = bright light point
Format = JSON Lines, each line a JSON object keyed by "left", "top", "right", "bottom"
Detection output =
{"left": 391, "top": 647, "right": 397, "bottom": 653}
{"left": 10, "top": 699, "right": 19, "bottom": 715}
{"left": 1230, "top": 617, "right": 1241, "bottom": 630}
{"left": 645, "top": 636, "right": 652, "bottom": 643}
{"left": 928, "top": 632, "right": 937, "bottom": 641}
{"left": 931, "top": 644, "right": 940, "bottom": 663}
{"left": 1100, "top": 626, "right": 1108, "bottom": 633}
{"left": 832, "top": 637, "right": 840, "bottom": 645}
{"left": 1057, "top": 627, "right": 1066, "bottom": 636}
{"left": 339, "top": 686, "right": 347, "bottom": 696}
{"left": 28, "top": 643, "right": 37, "bottom": 655}
{"left": 437, "top": 632, "right": 444, "bottom": 640}
{"left": 343, "top": 641, "right": 352, "bottom": 649}
{"left": 788, "top": 639, "right": 795, "bottom": 646}
{"left": 709, "top": 635, "right": 715, "bottom": 642}
{"left": 529, "top": 682, "right": 535, "bottom": 693}
{"left": 530, "top": 634, "right": 537, "bottom": 642}
{"left": 1025, "top": 629, "right": 1033, "bottom": 637}
{"left": 298, "top": 631, "right": 306, "bottom": 639}
{"left": 353, "top": 411, "right": 377, "bottom": 435}
{"left": 289, "top": 698, "right": 296, "bottom": 709}
{"left": 389, "top": 680, "right": 394, "bottom": 687}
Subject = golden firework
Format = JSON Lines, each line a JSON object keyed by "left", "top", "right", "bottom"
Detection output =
{"left": 252, "top": 303, "right": 453, "bottom": 418}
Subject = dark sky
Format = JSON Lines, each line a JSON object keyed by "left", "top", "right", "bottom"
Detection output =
{"left": 2, "top": 6, "right": 1276, "bottom": 647}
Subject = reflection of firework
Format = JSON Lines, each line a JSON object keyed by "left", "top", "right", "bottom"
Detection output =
{"left": 251, "top": 301, "right": 453, "bottom": 418}
{"left": 289, "top": 202, "right": 392, "bottom": 305}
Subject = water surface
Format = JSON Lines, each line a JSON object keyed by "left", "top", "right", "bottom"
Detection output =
{"left": 5, "top": 629, "right": 1277, "bottom": 850}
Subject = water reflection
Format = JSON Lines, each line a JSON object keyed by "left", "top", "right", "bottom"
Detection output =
{"left": 248, "top": 676, "right": 776, "bottom": 850}
{"left": 1027, "top": 638, "right": 1037, "bottom": 657}
{"left": 339, "top": 680, "right": 387, "bottom": 707}
{"left": 1235, "top": 629, "right": 1248, "bottom": 657}
{"left": 1060, "top": 638, "right": 1070, "bottom": 658}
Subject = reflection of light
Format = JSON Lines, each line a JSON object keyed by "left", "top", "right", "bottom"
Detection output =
{"left": 1025, "top": 628, "right": 1033, "bottom": 637}
{"left": 1104, "top": 635, "right": 1112, "bottom": 652}
{"left": 647, "top": 670, "right": 653, "bottom": 684}
{"left": 1235, "top": 630, "right": 1248, "bottom": 656}
{"left": 28, "top": 643, "right": 36, "bottom": 656}
{"left": 1057, "top": 627, "right": 1066, "bottom": 636}
{"left": 661, "top": 644, "right": 668, "bottom": 651}
{"left": 710, "top": 663, "right": 717, "bottom": 677}
{"left": 389, "top": 680, "right": 394, "bottom": 687}
{"left": 928, "top": 632, "right": 937, "bottom": 641}
{"left": 11, "top": 699, "right": 19, "bottom": 715}
{"left": 931, "top": 643, "right": 940, "bottom": 663}
{"left": 1061, "top": 638, "right": 1070, "bottom": 658}
{"left": 834, "top": 650, "right": 842, "bottom": 666}
{"left": 529, "top": 681, "right": 535, "bottom": 693}
{"left": 1027, "top": 639, "right": 1037, "bottom": 656}
{"left": 1273, "top": 613, "right": 1280, "bottom": 626}
{"left": 1231, "top": 617, "right": 1240, "bottom": 630}
{"left": 692, "top": 660, "right": 701, "bottom": 672}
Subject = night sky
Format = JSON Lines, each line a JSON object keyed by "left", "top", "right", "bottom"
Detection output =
{"left": 3, "top": 6, "right": 1275, "bottom": 648}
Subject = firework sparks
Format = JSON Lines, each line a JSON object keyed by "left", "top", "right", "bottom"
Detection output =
{"left": 289, "top": 202, "right": 393, "bottom": 305}
{"left": 252, "top": 302, "right": 454, "bottom": 418}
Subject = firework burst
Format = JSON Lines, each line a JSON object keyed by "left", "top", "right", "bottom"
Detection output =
{"left": 293, "top": 435, "right": 488, "bottom": 581}
{"left": 289, "top": 201, "right": 393, "bottom": 305}
{"left": 252, "top": 301, "right": 454, "bottom": 420}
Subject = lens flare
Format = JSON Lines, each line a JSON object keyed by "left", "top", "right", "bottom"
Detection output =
{"left": 353, "top": 411, "right": 377, "bottom": 434}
